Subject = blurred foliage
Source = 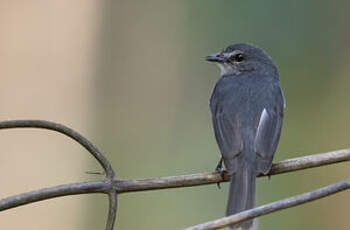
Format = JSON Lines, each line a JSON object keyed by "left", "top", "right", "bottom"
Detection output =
{"left": 88, "top": 1, "right": 350, "bottom": 230}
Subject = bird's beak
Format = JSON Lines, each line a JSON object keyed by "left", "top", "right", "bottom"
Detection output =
{"left": 206, "top": 53, "right": 225, "bottom": 63}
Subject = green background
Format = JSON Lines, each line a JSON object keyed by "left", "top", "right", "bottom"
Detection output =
{"left": 89, "top": 1, "right": 350, "bottom": 230}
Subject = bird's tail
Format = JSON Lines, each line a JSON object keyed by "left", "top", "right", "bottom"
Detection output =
{"left": 226, "top": 161, "right": 256, "bottom": 230}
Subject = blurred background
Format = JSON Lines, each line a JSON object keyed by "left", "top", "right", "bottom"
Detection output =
{"left": 1, "top": 1, "right": 350, "bottom": 230}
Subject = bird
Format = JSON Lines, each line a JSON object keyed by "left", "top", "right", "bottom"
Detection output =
{"left": 206, "top": 43, "right": 285, "bottom": 230}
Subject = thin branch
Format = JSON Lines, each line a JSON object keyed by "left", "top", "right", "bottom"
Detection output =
{"left": 114, "top": 148, "right": 350, "bottom": 193}
{"left": 0, "top": 120, "right": 114, "bottom": 178}
{"left": 270, "top": 148, "right": 350, "bottom": 175}
{"left": 184, "top": 178, "right": 350, "bottom": 230}
{"left": 0, "top": 181, "right": 109, "bottom": 211}
{"left": 106, "top": 190, "right": 118, "bottom": 230}
{"left": 0, "top": 149, "right": 349, "bottom": 211}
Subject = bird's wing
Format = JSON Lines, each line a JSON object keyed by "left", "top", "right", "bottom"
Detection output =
{"left": 212, "top": 111, "right": 243, "bottom": 160}
{"left": 254, "top": 85, "right": 284, "bottom": 174}
{"left": 210, "top": 84, "right": 243, "bottom": 172}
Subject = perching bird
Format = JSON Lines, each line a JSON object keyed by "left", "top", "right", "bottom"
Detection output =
{"left": 206, "top": 43, "right": 285, "bottom": 230}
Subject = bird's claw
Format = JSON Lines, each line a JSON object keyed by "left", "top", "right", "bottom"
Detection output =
{"left": 216, "top": 167, "right": 225, "bottom": 189}
{"left": 215, "top": 158, "right": 224, "bottom": 189}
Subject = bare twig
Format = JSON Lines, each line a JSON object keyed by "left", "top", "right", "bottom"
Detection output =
{"left": 107, "top": 190, "right": 118, "bottom": 230}
{"left": 0, "top": 182, "right": 109, "bottom": 211}
{"left": 0, "top": 120, "right": 114, "bottom": 178}
{"left": 114, "top": 148, "right": 350, "bottom": 193}
{"left": 184, "top": 178, "right": 350, "bottom": 230}
{"left": 270, "top": 148, "right": 350, "bottom": 175}
{"left": 1, "top": 148, "right": 349, "bottom": 211}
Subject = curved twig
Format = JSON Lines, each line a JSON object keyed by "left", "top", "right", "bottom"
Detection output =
{"left": 0, "top": 120, "right": 117, "bottom": 230}
{"left": 184, "top": 178, "right": 350, "bottom": 230}
{"left": 0, "top": 120, "right": 114, "bottom": 178}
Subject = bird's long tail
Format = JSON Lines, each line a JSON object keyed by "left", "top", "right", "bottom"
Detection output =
{"left": 226, "top": 161, "right": 256, "bottom": 230}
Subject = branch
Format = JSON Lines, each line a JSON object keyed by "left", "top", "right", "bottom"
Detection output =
{"left": 0, "top": 182, "right": 109, "bottom": 211}
{"left": 1, "top": 148, "right": 348, "bottom": 211}
{"left": 114, "top": 148, "right": 350, "bottom": 193}
{"left": 107, "top": 190, "right": 118, "bottom": 230}
{"left": 184, "top": 178, "right": 350, "bottom": 230}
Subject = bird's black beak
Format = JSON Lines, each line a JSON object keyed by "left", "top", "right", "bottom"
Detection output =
{"left": 206, "top": 53, "right": 225, "bottom": 63}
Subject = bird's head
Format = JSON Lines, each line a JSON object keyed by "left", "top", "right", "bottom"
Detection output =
{"left": 206, "top": 43, "right": 277, "bottom": 76}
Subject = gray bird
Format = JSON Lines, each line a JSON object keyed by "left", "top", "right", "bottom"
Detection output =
{"left": 206, "top": 43, "right": 285, "bottom": 230}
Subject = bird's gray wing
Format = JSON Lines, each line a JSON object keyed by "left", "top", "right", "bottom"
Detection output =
{"left": 210, "top": 85, "right": 243, "bottom": 173}
{"left": 254, "top": 86, "right": 284, "bottom": 174}
{"left": 213, "top": 112, "right": 243, "bottom": 158}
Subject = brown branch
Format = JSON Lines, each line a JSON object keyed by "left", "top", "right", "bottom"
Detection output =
{"left": 114, "top": 148, "right": 350, "bottom": 193}
{"left": 0, "top": 182, "right": 109, "bottom": 211}
{"left": 0, "top": 120, "right": 117, "bottom": 230}
{"left": 0, "top": 120, "right": 114, "bottom": 178}
{"left": 1, "top": 148, "right": 349, "bottom": 211}
{"left": 107, "top": 190, "right": 118, "bottom": 230}
{"left": 184, "top": 178, "right": 350, "bottom": 230}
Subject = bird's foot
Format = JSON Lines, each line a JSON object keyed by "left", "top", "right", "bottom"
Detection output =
{"left": 215, "top": 158, "right": 225, "bottom": 189}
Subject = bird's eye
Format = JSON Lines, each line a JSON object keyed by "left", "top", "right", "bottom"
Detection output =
{"left": 234, "top": 53, "right": 244, "bottom": 62}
